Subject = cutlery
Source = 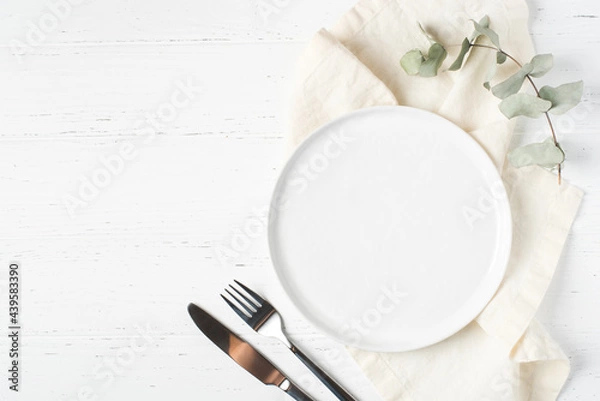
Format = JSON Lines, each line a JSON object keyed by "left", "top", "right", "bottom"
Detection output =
{"left": 187, "top": 303, "right": 314, "bottom": 401}
{"left": 221, "top": 280, "right": 358, "bottom": 401}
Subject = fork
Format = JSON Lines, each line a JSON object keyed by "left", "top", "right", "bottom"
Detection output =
{"left": 221, "top": 280, "right": 358, "bottom": 401}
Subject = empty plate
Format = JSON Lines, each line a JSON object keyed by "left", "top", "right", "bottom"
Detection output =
{"left": 269, "top": 106, "right": 512, "bottom": 352}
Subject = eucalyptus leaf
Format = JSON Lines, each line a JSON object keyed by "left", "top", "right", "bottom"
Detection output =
{"left": 497, "top": 51, "right": 507, "bottom": 64}
{"left": 418, "top": 23, "right": 436, "bottom": 43}
{"left": 508, "top": 138, "right": 564, "bottom": 168}
{"left": 419, "top": 43, "right": 447, "bottom": 77}
{"left": 539, "top": 81, "right": 584, "bottom": 114}
{"left": 483, "top": 58, "right": 498, "bottom": 90}
{"left": 469, "top": 15, "right": 490, "bottom": 41}
{"left": 499, "top": 93, "right": 552, "bottom": 119}
{"left": 529, "top": 54, "right": 554, "bottom": 78}
{"left": 479, "top": 15, "right": 490, "bottom": 28}
{"left": 449, "top": 38, "right": 471, "bottom": 71}
{"left": 400, "top": 49, "right": 425, "bottom": 76}
{"left": 491, "top": 63, "right": 533, "bottom": 99}
{"left": 472, "top": 18, "right": 500, "bottom": 48}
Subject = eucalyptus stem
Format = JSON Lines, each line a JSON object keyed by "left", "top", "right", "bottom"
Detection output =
{"left": 470, "top": 43, "right": 562, "bottom": 183}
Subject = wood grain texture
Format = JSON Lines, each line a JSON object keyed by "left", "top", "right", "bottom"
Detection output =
{"left": 0, "top": 0, "right": 598, "bottom": 400}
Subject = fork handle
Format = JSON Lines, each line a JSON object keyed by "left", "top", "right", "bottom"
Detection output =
{"left": 291, "top": 345, "right": 358, "bottom": 401}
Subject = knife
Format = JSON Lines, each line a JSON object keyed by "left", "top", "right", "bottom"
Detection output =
{"left": 187, "top": 303, "right": 315, "bottom": 401}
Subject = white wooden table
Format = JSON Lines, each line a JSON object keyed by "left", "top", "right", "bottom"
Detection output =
{"left": 0, "top": 1, "right": 598, "bottom": 400}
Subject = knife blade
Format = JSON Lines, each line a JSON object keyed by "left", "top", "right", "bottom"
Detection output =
{"left": 187, "top": 303, "right": 315, "bottom": 401}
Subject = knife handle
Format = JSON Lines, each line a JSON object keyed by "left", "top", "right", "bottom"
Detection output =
{"left": 291, "top": 345, "right": 358, "bottom": 401}
{"left": 284, "top": 381, "right": 315, "bottom": 401}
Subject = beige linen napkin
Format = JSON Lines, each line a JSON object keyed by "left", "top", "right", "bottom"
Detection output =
{"left": 284, "top": 0, "right": 584, "bottom": 400}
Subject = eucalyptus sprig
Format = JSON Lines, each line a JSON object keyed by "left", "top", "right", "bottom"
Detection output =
{"left": 400, "top": 16, "right": 584, "bottom": 184}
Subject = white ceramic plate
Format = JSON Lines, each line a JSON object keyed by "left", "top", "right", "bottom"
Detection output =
{"left": 269, "top": 106, "right": 512, "bottom": 352}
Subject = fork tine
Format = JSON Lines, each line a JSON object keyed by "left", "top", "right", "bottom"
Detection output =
{"left": 224, "top": 288, "right": 256, "bottom": 315}
{"left": 233, "top": 280, "right": 265, "bottom": 305}
{"left": 229, "top": 284, "right": 261, "bottom": 309}
{"left": 220, "top": 294, "right": 251, "bottom": 320}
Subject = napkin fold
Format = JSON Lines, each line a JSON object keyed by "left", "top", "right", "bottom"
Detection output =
{"left": 285, "top": 0, "right": 584, "bottom": 400}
